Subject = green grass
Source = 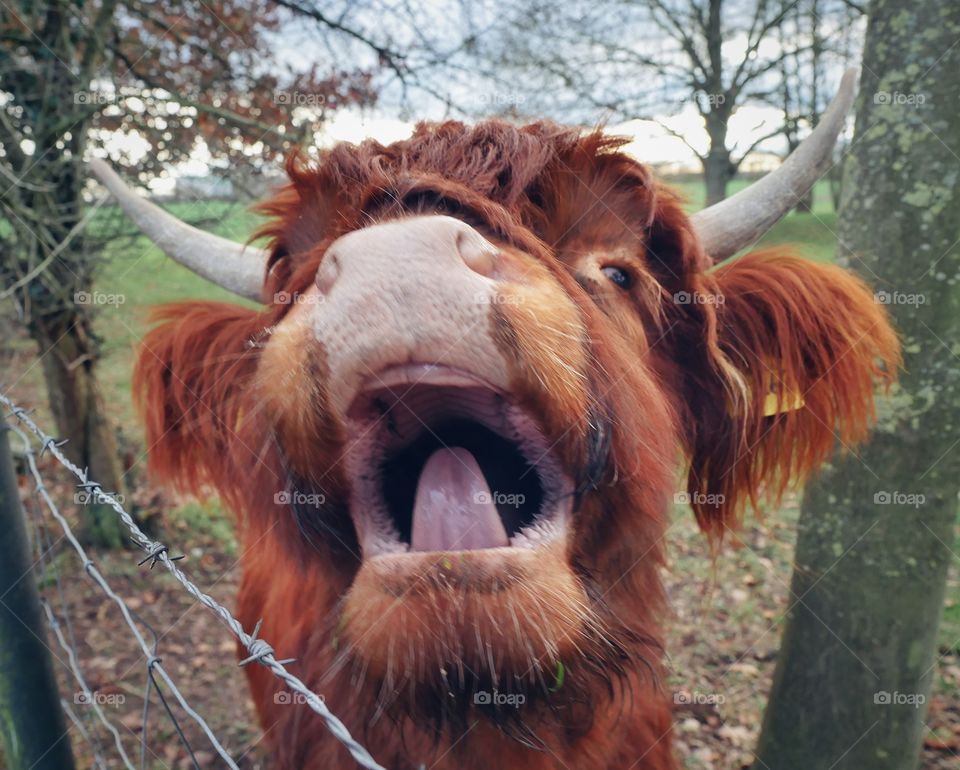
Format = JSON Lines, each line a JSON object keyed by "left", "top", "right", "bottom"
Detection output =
{"left": 89, "top": 201, "right": 265, "bottom": 432}
{"left": 671, "top": 178, "right": 840, "bottom": 262}
{"left": 166, "top": 499, "right": 238, "bottom": 556}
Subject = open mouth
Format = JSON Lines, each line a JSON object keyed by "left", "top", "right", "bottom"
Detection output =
{"left": 345, "top": 364, "right": 574, "bottom": 556}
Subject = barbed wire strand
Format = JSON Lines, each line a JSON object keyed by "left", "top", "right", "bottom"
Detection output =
{"left": 133, "top": 605, "right": 204, "bottom": 770}
{"left": 9, "top": 421, "right": 239, "bottom": 770}
{"left": 60, "top": 696, "right": 108, "bottom": 770}
{"left": 39, "top": 597, "right": 138, "bottom": 770}
{"left": 1, "top": 392, "right": 389, "bottom": 770}
{"left": 140, "top": 660, "right": 152, "bottom": 770}
{"left": 147, "top": 661, "right": 202, "bottom": 770}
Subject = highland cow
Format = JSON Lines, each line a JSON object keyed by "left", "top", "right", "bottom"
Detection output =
{"left": 93, "top": 69, "right": 898, "bottom": 769}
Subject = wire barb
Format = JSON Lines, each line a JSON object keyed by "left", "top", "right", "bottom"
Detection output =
{"left": 39, "top": 436, "right": 69, "bottom": 457}
{"left": 137, "top": 543, "right": 184, "bottom": 569}
{"left": 1, "top": 391, "right": 389, "bottom": 770}
{"left": 238, "top": 619, "right": 296, "bottom": 667}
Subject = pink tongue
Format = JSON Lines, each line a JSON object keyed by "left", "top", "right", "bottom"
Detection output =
{"left": 410, "top": 448, "right": 509, "bottom": 552}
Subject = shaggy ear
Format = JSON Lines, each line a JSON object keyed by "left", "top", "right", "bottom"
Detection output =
{"left": 133, "top": 302, "right": 264, "bottom": 495}
{"left": 684, "top": 251, "right": 900, "bottom": 536}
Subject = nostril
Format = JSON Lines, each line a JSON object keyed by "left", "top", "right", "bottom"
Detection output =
{"left": 315, "top": 251, "right": 340, "bottom": 294}
{"left": 456, "top": 230, "right": 498, "bottom": 278}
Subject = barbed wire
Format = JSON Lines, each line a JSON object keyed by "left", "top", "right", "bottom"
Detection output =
{"left": 60, "top": 696, "right": 108, "bottom": 770}
{"left": 40, "top": 594, "right": 137, "bottom": 770}
{"left": 8, "top": 420, "right": 238, "bottom": 769}
{"left": 2, "top": 392, "right": 389, "bottom": 770}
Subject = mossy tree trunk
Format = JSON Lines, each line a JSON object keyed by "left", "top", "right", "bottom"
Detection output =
{"left": 28, "top": 308, "right": 128, "bottom": 549}
{"left": 754, "top": 1, "right": 960, "bottom": 768}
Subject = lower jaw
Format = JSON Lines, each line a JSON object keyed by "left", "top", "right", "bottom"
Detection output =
{"left": 338, "top": 541, "right": 588, "bottom": 678}
{"left": 358, "top": 544, "right": 558, "bottom": 595}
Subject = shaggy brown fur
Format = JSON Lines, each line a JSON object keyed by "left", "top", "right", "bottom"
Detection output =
{"left": 134, "top": 120, "right": 899, "bottom": 769}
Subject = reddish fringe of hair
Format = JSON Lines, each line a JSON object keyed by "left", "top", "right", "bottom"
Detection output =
{"left": 133, "top": 301, "right": 269, "bottom": 499}
{"left": 688, "top": 250, "right": 900, "bottom": 536}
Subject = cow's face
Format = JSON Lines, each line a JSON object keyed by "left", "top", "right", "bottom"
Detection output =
{"left": 253, "top": 196, "right": 680, "bottom": 703}
{"left": 237, "top": 135, "right": 706, "bottom": 711}
{"left": 124, "top": 113, "right": 897, "bottom": 742}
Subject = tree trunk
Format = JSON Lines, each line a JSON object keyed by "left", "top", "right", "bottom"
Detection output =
{"left": 754, "top": 1, "right": 960, "bottom": 768}
{"left": 701, "top": 0, "right": 730, "bottom": 207}
{"left": 794, "top": 0, "right": 822, "bottom": 215}
{"left": 829, "top": 166, "right": 843, "bottom": 212}
{"left": 2, "top": 1, "right": 129, "bottom": 547}
{"left": 28, "top": 314, "right": 128, "bottom": 548}
{"left": 703, "top": 153, "right": 732, "bottom": 207}
{"left": 703, "top": 114, "right": 734, "bottom": 206}
{"left": 16, "top": 156, "right": 130, "bottom": 548}
{"left": 786, "top": 136, "right": 815, "bottom": 213}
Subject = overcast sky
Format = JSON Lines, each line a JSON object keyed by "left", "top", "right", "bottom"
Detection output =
{"left": 126, "top": 1, "right": 861, "bottom": 191}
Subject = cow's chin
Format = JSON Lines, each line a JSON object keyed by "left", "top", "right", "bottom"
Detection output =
{"left": 336, "top": 364, "right": 593, "bottom": 702}
{"left": 341, "top": 544, "right": 590, "bottom": 691}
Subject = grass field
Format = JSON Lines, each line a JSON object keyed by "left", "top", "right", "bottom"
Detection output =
{"left": 3, "top": 177, "right": 958, "bottom": 767}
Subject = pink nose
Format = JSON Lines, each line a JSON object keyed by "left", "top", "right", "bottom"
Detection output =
{"left": 315, "top": 215, "right": 498, "bottom": 294}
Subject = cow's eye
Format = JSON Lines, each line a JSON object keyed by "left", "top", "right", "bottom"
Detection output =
{"left": 601, "top": 265, "right": 633, "bottom": 290}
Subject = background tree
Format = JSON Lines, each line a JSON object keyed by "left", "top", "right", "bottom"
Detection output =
{"left": 0, "top": 0, "right": 396, "bottom": 544}
{"left": 753, "top": 0, "right": 960, "bottom": 766}
{"left": 776, "top": 0, "right": 821, "bottom": 212}
{"left": 775, "top": 0, "right": 865, "bottom": 211}
{"left": 477, "top": 0, "right": 872, "bottom": 203}
{"left": 474, "top": 0, "right": 860, "bottom": 204}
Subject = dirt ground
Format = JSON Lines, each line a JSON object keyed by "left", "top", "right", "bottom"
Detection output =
{"left": 6, "top": 457, "right": 958, "bottom": 770}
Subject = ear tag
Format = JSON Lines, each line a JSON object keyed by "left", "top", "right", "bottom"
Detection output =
{"left": 762, "top": 385, "right": 805, "bottom": 417}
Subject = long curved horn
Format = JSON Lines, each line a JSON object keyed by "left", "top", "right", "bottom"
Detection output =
{"left": 692, "top": 67, "right": 859, "bottom": 263}
{"left": 89, "top": 159, "right": 268, "bottom": 302}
